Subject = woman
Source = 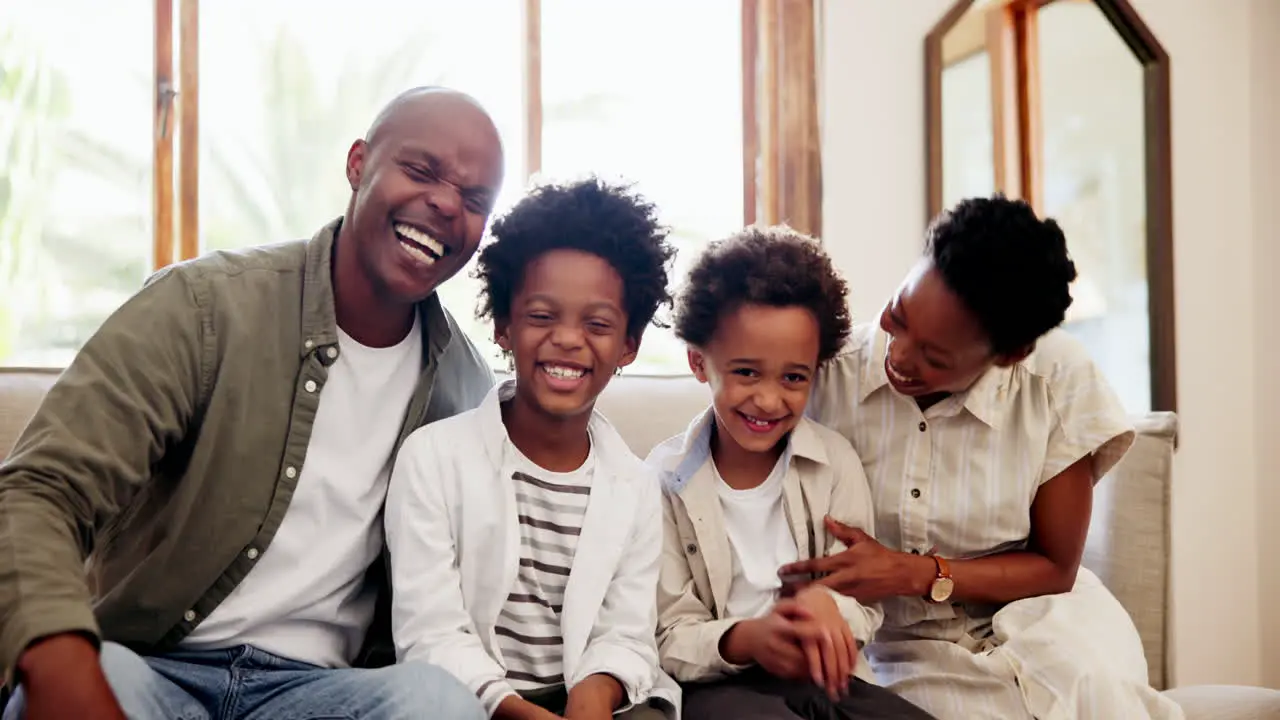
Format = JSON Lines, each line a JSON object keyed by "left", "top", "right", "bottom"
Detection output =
{"left": 782, "top": 196, "right": 1184, "bottom": 720}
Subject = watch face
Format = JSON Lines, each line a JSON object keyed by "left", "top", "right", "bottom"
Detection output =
{"left": 930, "top": 577, "right": 955, "bottom": 603}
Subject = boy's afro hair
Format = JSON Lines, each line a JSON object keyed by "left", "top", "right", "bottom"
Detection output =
{"left": 927, "top": 194, "right": 1078, "bottom": 355}
{"left": 674, "top": 225, "right": 852, "bottom": 364}
{"left": 475, "top": 176, "right": 676, "bottom": 340}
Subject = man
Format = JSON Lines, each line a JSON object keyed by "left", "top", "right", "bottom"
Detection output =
{"left": 0, "top": 86, "right": 504, "bottom": 719}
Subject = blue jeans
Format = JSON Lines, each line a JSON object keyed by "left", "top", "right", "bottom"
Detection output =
{"left": 3, "top": 642, "right": 484, "bottom": 720}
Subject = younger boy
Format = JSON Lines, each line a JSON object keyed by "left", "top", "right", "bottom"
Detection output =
{"left": 384, "top": 177, "right": 679, "bottom": 720}
{"left": 648, "top": 227, "right": 936, "bottom": 720}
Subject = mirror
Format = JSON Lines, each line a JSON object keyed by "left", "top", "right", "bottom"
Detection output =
{"left": 925, "top": 0, "right": 1175, "bottom": 414}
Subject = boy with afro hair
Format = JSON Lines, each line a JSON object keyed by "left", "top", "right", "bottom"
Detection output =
{"left": 647, "top": 226, "right": 936, "bottom": 720}
{"left": 385, "top": 177, "right": 680, "bottom": 720}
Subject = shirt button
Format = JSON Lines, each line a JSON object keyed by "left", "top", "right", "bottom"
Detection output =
{"left": 246, "top": 548, "right": 260, "bottom": 560}
{"left": 183, "top": 610, "right": 197, "bottom": 622}
{"left": 686, "top": 544, "right": 698, "bottom": 555}
{"left": 304, "top": 339, "right": 314, "bottom": 350}
{"left": 304, "top": 380, "right": 318, "bottom": 393}
{"left": 911, "top": 488, "right": 921, "bottom": 499}
{"left": 326, "top": 347, "right": 338, "bottom": 359}
{"left": 285, "top": 466, "right": 297, "bottom": 479}
{"left": 918, "top": 421, "right": 927, "bottom": 432}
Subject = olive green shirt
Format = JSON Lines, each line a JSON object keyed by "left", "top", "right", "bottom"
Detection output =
{"left": 0, "top": 219, "right": 495, "bottom": 678}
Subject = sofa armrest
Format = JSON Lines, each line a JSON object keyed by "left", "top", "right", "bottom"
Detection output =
{"left": 1081, "top": 411, "right": 1177, "bottom": 690}
{"left": 1164, "top": 684, "right": 1280, "bottom": 720}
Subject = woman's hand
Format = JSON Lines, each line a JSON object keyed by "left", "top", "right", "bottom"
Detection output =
{"left": 779, "top": 517, "right": 934, "bottom": 603}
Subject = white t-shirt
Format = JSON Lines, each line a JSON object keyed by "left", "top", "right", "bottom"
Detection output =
{"left": 181, "top": 316, "right": 423, "bottom": 667}
{"left": 714, "top": 454, "right": 799, "bottom": 620}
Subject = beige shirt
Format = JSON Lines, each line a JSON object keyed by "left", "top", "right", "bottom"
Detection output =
{"left": 807, "top": 324, "right": 1135, "bottom": 634}
{"left": 646, "top": 409, "right": 882, "bottom": 684}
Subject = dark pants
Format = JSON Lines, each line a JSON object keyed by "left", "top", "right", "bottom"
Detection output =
{"left": 681, "top": 669, "right": 937, "bottom": 720}
{"left": 521, "top": 684, "right": 668, "bottom": 719}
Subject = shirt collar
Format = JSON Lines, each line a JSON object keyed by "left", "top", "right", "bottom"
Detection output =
{"left": 857, "top": 326, "right": 892, "bottom": 403}
{"left": 477, "top": 379, "right": 639, "bottom": 475}
{"left": 858, "top": 326, "right": 1008, "bottom": 428}
{"left": 665, "top": 406, "right": 831, "bottom": 493}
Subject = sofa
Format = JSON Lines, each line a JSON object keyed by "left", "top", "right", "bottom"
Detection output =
{"left": 1, "top": 366, "right": 1278, "bottom": 718}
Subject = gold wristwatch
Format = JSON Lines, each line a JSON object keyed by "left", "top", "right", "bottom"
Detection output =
{"left": 925, "top": 553, "right": 954, "bottom": 603}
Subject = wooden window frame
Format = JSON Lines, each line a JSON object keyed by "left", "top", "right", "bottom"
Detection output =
{"left": 151, "top": 0, "right": 821, "bottom": 269}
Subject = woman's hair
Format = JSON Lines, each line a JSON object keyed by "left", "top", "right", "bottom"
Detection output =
{"left": 474, "top": 176, "right": 676, "bottom": 340}
{"left": 673, "top": 225, "right": 852, "bottom": 363}
{"left": 926, "top": 194, "right": 1078, "bottom": 355}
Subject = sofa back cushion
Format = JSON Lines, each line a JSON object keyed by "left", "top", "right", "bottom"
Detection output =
{"left": 0, "top": 368, "right": 61, "bottom": 462}
{"left": 0, "top": 368, "right": 1174, "bottom": 688}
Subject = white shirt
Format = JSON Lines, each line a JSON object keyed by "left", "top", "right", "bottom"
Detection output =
{"left": 182, "top": 316, "right": 422, "bottom": 667}
{"left": 714, "top": 456, "right": 798, "bottom": 620}
{"left": 385, "top": 380, "right": 680, "bottom": 715}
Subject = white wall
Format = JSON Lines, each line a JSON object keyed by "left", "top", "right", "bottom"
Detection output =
{"left": 821, "top": 0, "right": 1278, "bottom": 688}
{"left": 1251, "top": 0, "right": 1280, "bottom": 690}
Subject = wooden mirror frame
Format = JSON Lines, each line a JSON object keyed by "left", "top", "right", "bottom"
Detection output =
{"left": 924, "top": 0, "right": 1176, "bottom": 414}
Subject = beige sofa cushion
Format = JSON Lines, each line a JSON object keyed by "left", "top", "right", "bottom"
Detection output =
{"left": 1085, "top": 411, "right": 1177, "bottom": 690}
{"left": 593, "top": 373, "right": 708, "bottom": 457}
{"left": 0, "top": 368, "right": 60, "bottom": 462}
{"left": 5, "top": 367, "right": 1280, "bottom": 717}
{"left": 1163, "top": 685, "right": 1280, "bottom": 720}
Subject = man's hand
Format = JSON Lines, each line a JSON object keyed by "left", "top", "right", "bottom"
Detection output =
{"left": 563, "top": 674, "right": 624, "bottom": 720}
{"left": 15, "top": 634, "right": 126, "bottom": 720}
{"left": 792, "top": 585, "right": 858, "bottom": 700}
{"left": 779, "top": 516, "right": 933, "bottom": 602}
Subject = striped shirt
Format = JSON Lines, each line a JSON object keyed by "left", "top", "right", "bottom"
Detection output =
{"left": 477, "top": 441, "right": 595, "bottom": 713}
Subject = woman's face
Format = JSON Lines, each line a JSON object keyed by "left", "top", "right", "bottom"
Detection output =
{"left": 877, "top": 259, "right": 1021, "bottom": 398}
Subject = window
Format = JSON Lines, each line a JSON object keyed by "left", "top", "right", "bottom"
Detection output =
{"left": 539, "top": 0, "right": 743, "bottom": 373}
{"left": 0, "top": 2, "right": 153, "bottom": 367}
{"left": 2, "top": 0, "right": 819, "bottom": 374}
{"left": 199, "top": 0, "right": 529, "bottom": 368}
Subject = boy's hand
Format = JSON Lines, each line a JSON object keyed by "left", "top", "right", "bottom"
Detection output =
{"left": 721, "top": 600, "right": 826, "bottom": 683}
{"left": 793, "top": 585, "right": 859, "bottom": 700}
{"left": 494, "top": 695, "right": 566, "bottom": 720}
{"left": 563, "top": 674, "right": 624, "bottom": 720}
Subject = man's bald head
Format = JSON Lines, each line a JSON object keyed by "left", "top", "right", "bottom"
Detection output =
{"left": 364, "top": 86, "right": 500, "bottom": 151}
{"left": 338, "top": 85, "right": 506, "bottom": 309}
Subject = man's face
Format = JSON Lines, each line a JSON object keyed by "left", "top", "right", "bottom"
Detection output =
{"left": 344, "top": 97, "right": 505, "bottom": 304}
